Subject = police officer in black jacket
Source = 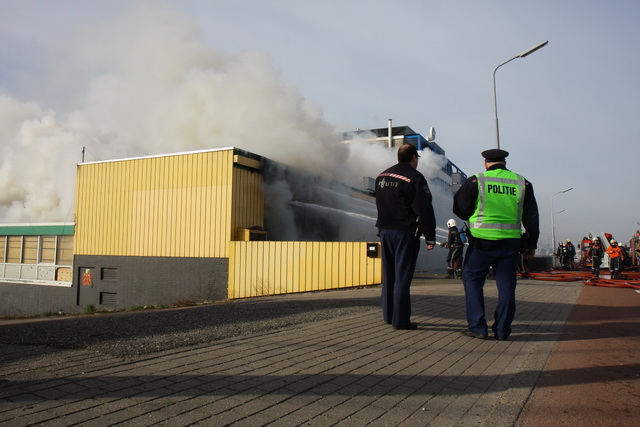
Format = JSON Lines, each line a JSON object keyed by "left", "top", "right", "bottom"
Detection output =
{"left": 375, "top": 144, "right": 436, "bottom": 330}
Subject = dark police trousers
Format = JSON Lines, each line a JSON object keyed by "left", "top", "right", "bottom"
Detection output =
{"left": 462, "top": 238, "right": 520, "bottom": 340}
{"left": 380, "top": 229, "right": 421, "bottom": 328}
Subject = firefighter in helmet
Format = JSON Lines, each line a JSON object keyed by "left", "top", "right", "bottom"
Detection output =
{"left": 443, "top": 218, "right": 464, "bottom": 279}
{"left": 606, "top": 239, "right": 624, "bottom": 279}
{"left": 590, "top": 236, "right": 604, "bottom": 278}
{"left": 556, "top": 242, "right": 567, "bottom": 268}
{"left": 565, "top": 239, "right": 576, "bottom": 266}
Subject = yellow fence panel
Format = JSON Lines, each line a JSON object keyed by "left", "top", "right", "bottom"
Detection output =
{"left": 228, "top": 241, "right": 382, "bottom": 299}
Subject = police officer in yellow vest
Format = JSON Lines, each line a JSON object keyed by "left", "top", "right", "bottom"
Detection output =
{"left": 453, "top": 149, "right": 539, "bottom": 340}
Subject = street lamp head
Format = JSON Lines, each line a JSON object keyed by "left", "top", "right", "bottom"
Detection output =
{"left": 493, "top": 40, "right": 549, "bottom": 149}
{"left": 553, "top": 187, "right": 573, "bottom": 197}
{"left": 518, "top": 41, "right": 549, "bottom": 58}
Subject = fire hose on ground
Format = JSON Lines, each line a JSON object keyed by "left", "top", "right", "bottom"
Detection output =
{"left": 518, "top": 267, "right": 640, "bottom": 289}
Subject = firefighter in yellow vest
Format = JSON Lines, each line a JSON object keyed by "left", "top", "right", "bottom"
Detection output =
{"left": 453, "top": 149, "right": 539, "bottom": 340}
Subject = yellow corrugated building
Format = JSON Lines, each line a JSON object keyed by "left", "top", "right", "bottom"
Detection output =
{"left": 76, "top": 148, "right": 263, "bottom": 258}
{"left": 73, "top": 147, "right": 381, "bottom": 310}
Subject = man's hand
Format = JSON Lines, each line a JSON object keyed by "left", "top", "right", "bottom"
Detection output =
{"left": 426, "top": 241, "right": 436, "bottom": 250}
{"left": 523, "top": 248, "right": 535, "bottom": 259}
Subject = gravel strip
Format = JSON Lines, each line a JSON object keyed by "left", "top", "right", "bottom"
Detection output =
{"left": 0, "top": 290, "right": 380, "bottom": 361}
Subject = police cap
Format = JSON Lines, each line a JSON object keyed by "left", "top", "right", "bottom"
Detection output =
{"left": 481, "top": 149, "right": 509, "bottom": 162}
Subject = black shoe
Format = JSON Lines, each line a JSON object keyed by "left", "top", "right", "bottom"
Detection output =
{"left": 493, "top": 334, "right": 509, "bottom": 341}
{"left": 460, "top": 329, "right": 488, "bottom": 339}
{"left": 394, "top": 322, "right": 418, "bottom": 330}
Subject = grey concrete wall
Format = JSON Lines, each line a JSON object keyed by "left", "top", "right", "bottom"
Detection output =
{"left": 0, "top": 283, "right": 77, "bottom": 317}
{"left": 0, "top": 256, "right": 229, "bottom": 317}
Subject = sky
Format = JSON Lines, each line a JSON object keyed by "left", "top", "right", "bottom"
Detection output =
{"left": 1, "top": 0, "right": 639, "bottom": 253}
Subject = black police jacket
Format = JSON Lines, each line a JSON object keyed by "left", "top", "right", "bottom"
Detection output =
{"left": 374, "top": 162, "right": 436, "bottom": 243}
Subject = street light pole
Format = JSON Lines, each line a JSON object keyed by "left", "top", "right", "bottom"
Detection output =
{"left": 551, "top": 187, "right": 573, "bottom": 264}
{"left": 493, "top": 41, "right": 548, "bottom": 149}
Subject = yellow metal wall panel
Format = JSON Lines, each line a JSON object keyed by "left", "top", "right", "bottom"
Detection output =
{"left": 249, "top": 242, "right": 258, "bottom": 296}
{"left": 331, "top": 242, "right": 340, "bottom": 289}
{"left": 228, "top": 241, "right": 382, "bottom": 299}
{"left": 221, "top": 151, "right": 233, "bottom": 253}
{"left": 176, "top": 156, "right": 187, "bottom": 256}
{"left": 306, "top": 242, "right": 315, "bottom": 292}
{"left": 202, "top": 154, "right": 212, "bottom": 255}
{"left": 290, "top": 242, "right": 299, "bottom": 293}
{"left": 348, "top": 243, "right": 358, "bottom": 287}
{"left": 317, "top": 242, "right": 325, "bottom": 291}
{"left": 267, "top": 241, "right": 275, "bottom": 295}
{"left": 115, "top": 160, "right": 127, "bottom": 255}
{"left": 312, "top": 242, "right": 320, "bottom": 291}
{"left": 261, "top": 242, "right": 270, "bottom": 296}
{"left": 285, "top": 241, "right": 293, "bottom": 294}
{"left": 308, "top": 241, "right": 316, "bottom": 292}
{"left": 195, "top": 154, "right": 206, "bottom": 255}
{"left": 358, "top": 245, "right": 367, "bottom": 285}
{"left": 75, "top": 149, "right": 235, "bottom": 257}
{"left": 338, "top": 243, "right": 347, "bottom": 288}
{"left": 345, "top": 243, "right": 354, "bottom": 287}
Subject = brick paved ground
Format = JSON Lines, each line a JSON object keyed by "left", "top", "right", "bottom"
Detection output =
{"left": 0, "top": 278, "right": 595, "bottom": 426}
{"left": 517, "top": 285, "right": 640, "bottom": 427}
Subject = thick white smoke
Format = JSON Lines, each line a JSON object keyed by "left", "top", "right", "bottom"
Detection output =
{"left": 0, "top": 95, "right": 83, "bottom": 221}
{"left": 0, "top": 1, "right": 451, "bottom": 236}
{"left": 0, "top": 2, "right": 349, "bottom": 222}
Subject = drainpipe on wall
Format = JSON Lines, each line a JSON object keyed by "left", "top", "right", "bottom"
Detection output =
{"left": 387, "top": 119, "right": 392, "bottom": 149}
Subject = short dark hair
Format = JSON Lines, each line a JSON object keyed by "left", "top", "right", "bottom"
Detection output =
{"left": 397, "top": 144, "right": 418, "bottom": 163}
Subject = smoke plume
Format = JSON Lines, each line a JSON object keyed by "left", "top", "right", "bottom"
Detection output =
{"left": 0, "top": 0, "right": 453, "bottom": 262}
